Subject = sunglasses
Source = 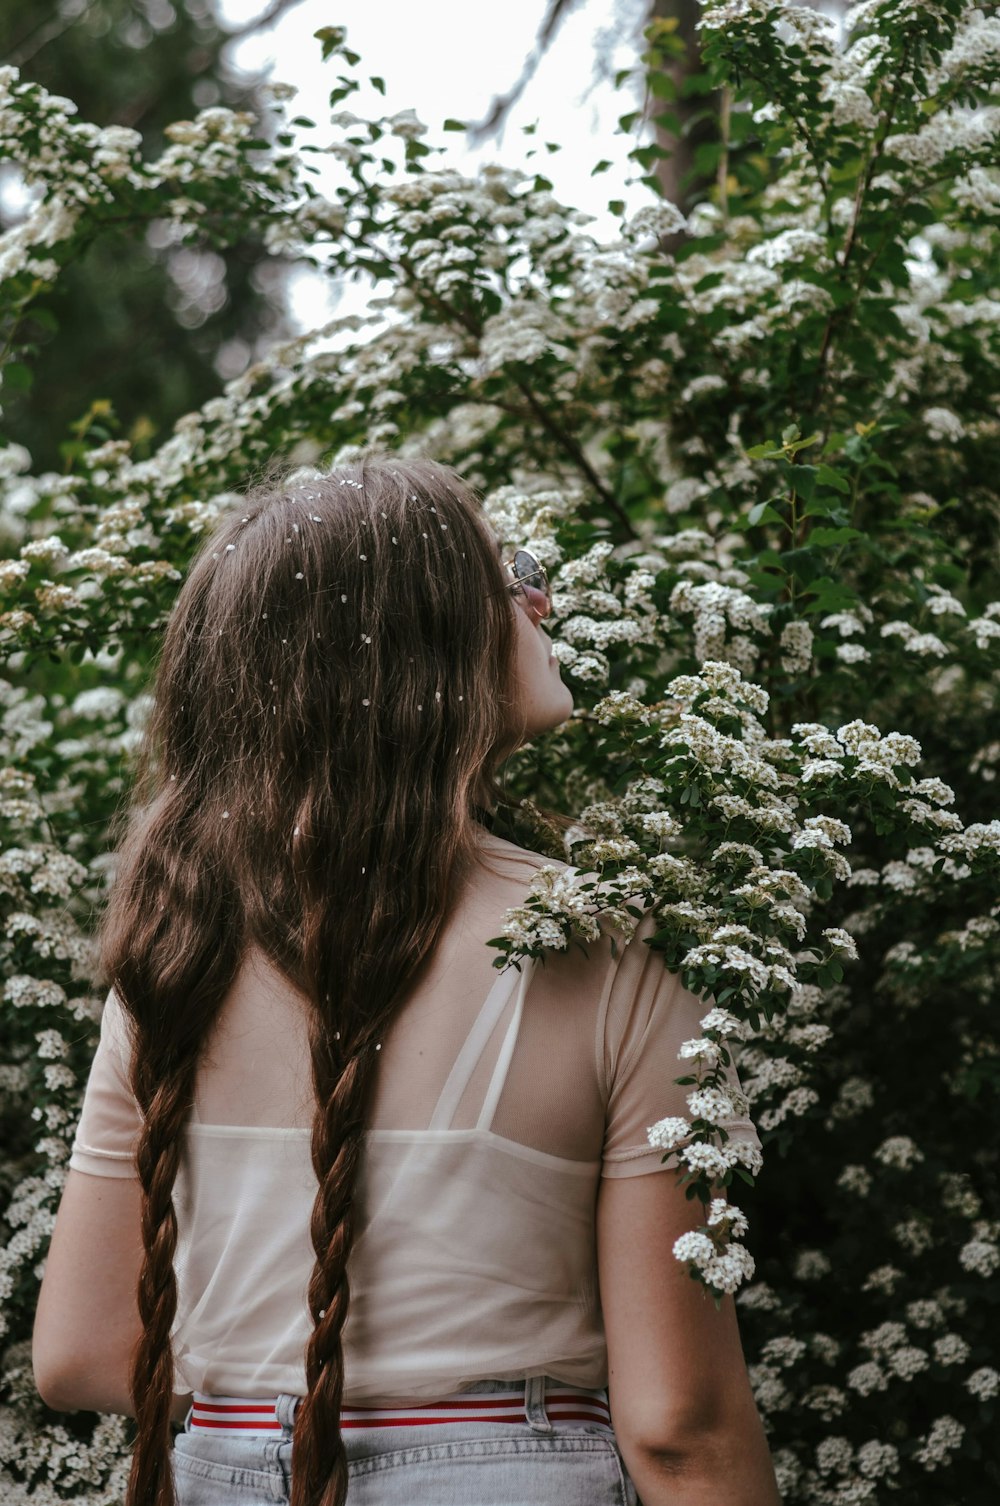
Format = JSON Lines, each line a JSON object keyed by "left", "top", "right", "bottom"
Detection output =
{"left": 501, "top": 548, "right": 551, "bottom": 615}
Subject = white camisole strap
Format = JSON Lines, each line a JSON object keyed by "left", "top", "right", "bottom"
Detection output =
{"left": 426, "top": 959, "right": 532, "bottom": 1132}
{"left": 476, "top": 958, "right": 533, "bottom": 1131}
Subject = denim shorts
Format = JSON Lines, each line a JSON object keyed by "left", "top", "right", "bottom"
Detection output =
{"left": 171, "top": 1376, "right": 639, "bottom": 1505}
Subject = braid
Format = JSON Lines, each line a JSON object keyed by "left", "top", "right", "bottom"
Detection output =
{"left": 127, "top": 1061, "right": 199, "bottom": 1506}
{"left": 290, "top": 1032, "right": 382, "bottom": 1506}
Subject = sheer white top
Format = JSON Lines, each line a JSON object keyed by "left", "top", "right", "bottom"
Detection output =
{"left": 68, "top": 832, "right": 761, "bottom": 1402}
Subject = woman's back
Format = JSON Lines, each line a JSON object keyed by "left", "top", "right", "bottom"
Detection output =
{"left": 69, "top": 829, "right": 761, "bottom": 1405}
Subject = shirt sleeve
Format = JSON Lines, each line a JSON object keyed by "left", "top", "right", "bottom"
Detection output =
{"left": 600, "top": 911, "right": 762, "bottom": 1178}
{"left": 68, "top": 988, "right": 143, "bottom": 1179}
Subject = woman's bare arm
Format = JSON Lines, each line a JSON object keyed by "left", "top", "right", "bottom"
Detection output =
{"left": 597, "top": 1170, "right": 782, "bottom": 1506}
{"left": 32, "top": 1168, "right": 191, "bottom": 1423}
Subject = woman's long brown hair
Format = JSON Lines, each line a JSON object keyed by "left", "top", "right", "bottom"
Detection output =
{"left": 94, "top": 457, "right": 521, "bottom": 1506}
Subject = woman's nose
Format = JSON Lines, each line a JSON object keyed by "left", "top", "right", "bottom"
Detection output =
{"left": 522, "top": 582, "right": 550, "bottom": 621}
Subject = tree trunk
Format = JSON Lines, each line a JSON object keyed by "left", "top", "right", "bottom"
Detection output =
{"left": 650, "top": 0, "right": 841, "bottom": 222}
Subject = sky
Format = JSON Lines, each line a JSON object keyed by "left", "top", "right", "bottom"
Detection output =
{"left": 217, "top": 0, "right": 651, "bottom": 329}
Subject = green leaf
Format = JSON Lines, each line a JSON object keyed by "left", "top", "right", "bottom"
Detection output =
{"left": 2, "top": 361, "right": 33, "bottom": 391}
{"left": 31, "top": 308, "right": 58, "bottom": 334}
{"left": 746, "top": 441, "right": 781, "bottom": 460}
{"left": 442, "top": 118, "right": 467, "bottom": 132}
{"left": 591, "top": 159, "right": 612, "bottom": 176}
{"left": 649, "top": 72, "right": 677, "bottom": 101}
{"left": 788, "top": 464, "right": 817, "bottom": 501}
{"left": 816, "top": 464, "right": 851, "bottom": 494}
{"left": 370, "top": 76, "right": 385, "bottom": 95}
{"left": 807, "top": 526, "right": 865, "bottom": 546}
{"left": 748, "top": 500, "right": 782, "bottom": 526}
{"left": 801, "top": 496, "right": 841, "bottom": 520}
{"left": 315, "top": 25, "right": 347, "bottom": 60}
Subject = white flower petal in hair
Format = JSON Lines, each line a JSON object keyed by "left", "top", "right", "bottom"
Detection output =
{"left": 225, "top": 544, "right": 235, "bottom": 552}
{"left": 295, "top": 572, "right": 303, "bottom": 579}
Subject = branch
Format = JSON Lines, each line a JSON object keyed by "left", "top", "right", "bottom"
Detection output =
{"left": 220, "top": 0, "right": 307, "bottom": 45}
{"left": 811, "top": 50, "right": 911, "bottom": 422}
{"left": 468, "top": 0, "right": 585, "bottom": 144}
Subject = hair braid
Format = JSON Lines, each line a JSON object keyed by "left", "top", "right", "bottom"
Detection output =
{"left": 127, "top": 1061, "right": 200, "bottom": 1506}
{"left": 290, "top": 1035, "right": 382, "bottom": 1506}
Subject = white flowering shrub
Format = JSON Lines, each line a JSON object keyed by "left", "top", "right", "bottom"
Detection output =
{"left": 1, "top": 3, "right": 998, "bottom": 1500}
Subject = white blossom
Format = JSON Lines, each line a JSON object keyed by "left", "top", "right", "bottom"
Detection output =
{"left": 965, "top": 1367, "right": 1000, "bottom": 1400}
{"left": 874, "top": 1135, "right": 924, "bottom": 1170}
{"left": 913, "top": 1415, "right": 965, "bottom": 1471}
{"left": 958, "top": 1238, "right": 999, "bottom": 1277}
{"left": 647, "top": 1115, "right": 691, "bottom": 1151}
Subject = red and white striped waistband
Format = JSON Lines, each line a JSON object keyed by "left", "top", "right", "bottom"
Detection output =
{"left": 189, "top": 1386, "right": 612, "bottom": 1436}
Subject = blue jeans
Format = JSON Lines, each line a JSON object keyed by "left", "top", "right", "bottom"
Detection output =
{"left": 171, "top": 1377, "right": 639, "bottom": 1505}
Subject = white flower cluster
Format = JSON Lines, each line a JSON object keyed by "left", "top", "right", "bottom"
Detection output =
{"left": 887, "top": 106, "right": 1000, "bottom": 174}
{"left": 673, "top": 1223, "right": 755, "bottom": 1295}
{"left": 965, "top": 1366, "right": 1000, "bottom": 1400}
{"left": 479, "top": 301, "right": 570, "bottom": 373}
{"left": 779, "top": 618, "right": 814, "bottom": 674}
{"left": 499, "top": 868, "right": 596, "bottom": 952}
{"left": 874, "top": 1135, "right": 924, "bottom": 1170}
{"left": 958, "top": 1235, "right": 1000, "bottom": 1278}
{"left": 747, "top": 228, "right": 829, "bottom": 270}
{"left": 623, "top": 202, "right": 687, "bottom": 242}
{"left": 913, "top": 1415, "right": 965, "bottom": 1472}
{"left": 669, "top": 581, "right": 774, "bottom": 669}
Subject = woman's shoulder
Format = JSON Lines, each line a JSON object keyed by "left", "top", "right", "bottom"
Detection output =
{"left": 473, "top": 828, "right": 573, "bottom": 877}
{"left": 471, "top": 828, "right": 652, "bottom": 959}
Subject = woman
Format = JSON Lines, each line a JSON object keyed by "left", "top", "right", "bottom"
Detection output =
{"left": 33, "top": 457, "right": 781, "bottom": 1506}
